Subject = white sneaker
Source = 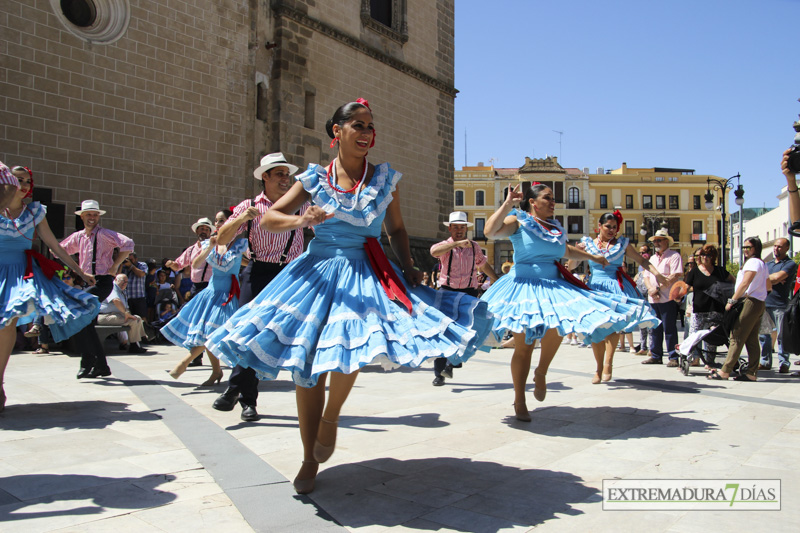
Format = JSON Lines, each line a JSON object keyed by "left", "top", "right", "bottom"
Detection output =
{"left": 570, "top": 339, "right": 578, "bottom": 345}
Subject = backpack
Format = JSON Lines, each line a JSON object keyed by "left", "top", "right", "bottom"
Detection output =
{"left": 781, "top": 288, "right": 800, "bottom": 354}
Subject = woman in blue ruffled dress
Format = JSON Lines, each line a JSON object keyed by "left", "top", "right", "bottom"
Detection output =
{"left": 568, "top": 211, "right": 664, "bottom": 384}
{"left": 481, "top": 184, "right": 643, "bottom": 422}
{"left": 163, "top": 209, "right": 246, "bottom": 386}
{"left": 0, "top": 166, "right": 100, "bottom": 412}
{"left": 207, "top": 99, "right": 492, "bottom": 494}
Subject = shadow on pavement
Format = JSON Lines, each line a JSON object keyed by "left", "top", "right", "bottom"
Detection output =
{"left": 449, "top": 381, "right": 573, "bottom": 395}
{"left": 308, "top": 457, "right": 593, "bottom": 530}
{"left": 0, "top": 473, "right": 177, "bottom": 522}
{"left": 0, "top": 400, "right": 163, "bottom": 431}
{"left": 511, "top": 405, "right": 716, "bottom": 440}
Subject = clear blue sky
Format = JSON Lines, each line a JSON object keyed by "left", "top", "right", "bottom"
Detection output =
{"left": 454, "top": 0, "right": 800, "bottom": 209}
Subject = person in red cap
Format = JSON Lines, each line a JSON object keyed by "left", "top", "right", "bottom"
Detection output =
{"left": 1, "top": 167, "right": 99, "bottom": 412}
{"left": 0, "top": 161, "right": 19, "bottom": 211}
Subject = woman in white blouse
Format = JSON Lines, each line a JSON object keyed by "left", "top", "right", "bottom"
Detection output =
{"left": 709, "top": 237, "right": 771, "bottom": 381}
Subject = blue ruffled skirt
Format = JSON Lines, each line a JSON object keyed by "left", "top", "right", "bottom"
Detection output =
{"left": 586, "top": 275, "right": 660, "bottom": 333}
{"left": 161, "top": 277, "right": 239, "bottom": 350}
{"left": 0, "top": 259, "right": 100, "bottom": 343}
{"left": 207, "top": 246, "right": 493, "bottom": 387}
{"left": 481, "top": 263, "right": 642, "bottom": 345}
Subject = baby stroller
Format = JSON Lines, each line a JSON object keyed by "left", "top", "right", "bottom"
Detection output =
{"left": 676, "top": 325, "right": 745, "bottom": 376}
{"left": 675, "top": 280, "right": 742, "bottom": 377}
{"left": 149, "top": 289, "right": 179, "bottom": 343}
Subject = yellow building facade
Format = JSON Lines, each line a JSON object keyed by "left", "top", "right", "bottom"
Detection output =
{"left": 454, "top": 157, "right": 591, "bottom": 270}
{"left": 588, "top": 163, "right": 726, "bottom": 273}
{"left": 453, "top": 161, "right": 726, "bottom": 275}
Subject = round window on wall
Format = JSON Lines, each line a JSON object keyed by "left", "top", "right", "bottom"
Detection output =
{"left": 50, "top": 0, "right": 130, "bottom": 44}
{"left": 61, "top": 0, "right": 97, "bottom": 27}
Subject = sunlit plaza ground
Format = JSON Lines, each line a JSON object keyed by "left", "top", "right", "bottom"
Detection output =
{"left": 1, "top": 330, "right": 798, "bottom": 532}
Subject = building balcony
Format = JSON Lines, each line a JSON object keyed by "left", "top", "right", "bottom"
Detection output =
{"left": 567, "top": 201, "right": 585, "bottom": 209}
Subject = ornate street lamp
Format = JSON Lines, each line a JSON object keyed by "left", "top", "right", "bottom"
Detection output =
{"left": 704, "top": 174, "right": 742, "bottom": 267}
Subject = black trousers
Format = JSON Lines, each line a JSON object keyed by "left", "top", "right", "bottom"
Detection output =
{"left": 432, "top": 286, "right": 478, "bottom": 376}
{"left": 74, "top": 275, "right": 115, "bottom": 369}
{"left": 193, "top": 281, "right": 209, "bottom": 292}
{"left": 227, "top": 260, "right": 286, "bottom": 406}
{"left": 128, "top": 297, "right": 147, "bottom": 320}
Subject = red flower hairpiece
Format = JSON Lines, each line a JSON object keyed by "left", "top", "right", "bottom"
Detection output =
{"left": 531, "top": 181, "right": 541, "bottom": 186}
{"left": 611, "top": 209, "right": 623, "bottom": 235}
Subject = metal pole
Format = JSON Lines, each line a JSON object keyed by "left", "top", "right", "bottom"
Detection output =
{"left": 738, "top": 202, "right": 744, "bottom": 264}
{"left": 720, "top": 193, "right": 727, "bottom": 268}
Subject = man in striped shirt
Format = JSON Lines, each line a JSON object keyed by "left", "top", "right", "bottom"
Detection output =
{"left": 211, "top": 152, "right": 308, "bottom": 422}
{"left": 165, "top": 217, "right": 214, "bottom": 292}
{"left": 429, "top": 211, "right": 498, "bottom": 386}
{"left": 61, "top": 200, "right": 135, "bottom": 378}
{"left": 0, "top": 161, "right": 19, "bottom": 210}
{"left": 121, "top": 252, "right": 148, "bottom": 326}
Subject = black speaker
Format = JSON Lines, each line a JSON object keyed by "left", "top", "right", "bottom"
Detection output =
{"left": 31, "top": 187, "right": 66, "bottom": 238}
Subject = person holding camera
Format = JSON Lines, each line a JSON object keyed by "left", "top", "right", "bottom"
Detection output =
{"left": 121, "top": 252, "right": 148, "bottom": 322}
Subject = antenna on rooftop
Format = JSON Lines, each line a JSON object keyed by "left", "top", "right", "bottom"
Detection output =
{"left": 553, "top": 130, "right": 563, "bottom": 161}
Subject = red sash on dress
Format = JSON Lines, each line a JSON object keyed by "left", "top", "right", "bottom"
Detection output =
{"left": 554, "top": 260, "right": 591, "bottom": 291}
{"left": 364, "top": 237, "right": 413, "bottom": 313}
{"left": 24, "top": 249, "right": 64, "bottom": 280}
{"left": 222, "top": 274, "right": 240, "bottom": 306}
{"left": 616, "top": 266, "right": 637, "bottom": 291}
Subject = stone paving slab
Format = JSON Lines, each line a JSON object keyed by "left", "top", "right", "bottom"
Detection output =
{"left": 1, "top": 337, "right": 799, "bottom": 531}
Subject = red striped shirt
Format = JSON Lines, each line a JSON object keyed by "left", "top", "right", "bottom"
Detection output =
{"left": 233, "top": 192, "right": 309, "bottom": 263}
{"left": 0, "top": 161, "right": 18, "bottom": 188}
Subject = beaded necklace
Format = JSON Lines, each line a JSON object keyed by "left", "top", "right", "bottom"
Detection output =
{"left": 533, "top": 215, "right": 561, "bottom": 235}
{"left": 327, "top": 157, "right": 368, "bottom": 194}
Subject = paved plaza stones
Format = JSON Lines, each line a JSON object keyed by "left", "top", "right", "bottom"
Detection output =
{"left": 0, "top": 340, "right": 798, "bottom": 532}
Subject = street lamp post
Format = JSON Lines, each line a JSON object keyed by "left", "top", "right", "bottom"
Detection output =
{"left": 704, "top": 174, "right": 743, "bottom": 268}
{"left": 639, "top": 213, "right": 669, "bottom": 241}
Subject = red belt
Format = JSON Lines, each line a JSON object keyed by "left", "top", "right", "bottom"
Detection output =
{"left": 222, "top": 275, "right": 240, "bottom": 306}
{"left": 24, "top": 249, "right": 64, "bottom": 280}
{"left": 364, "top": 237, "right": 412, "bottom": 313}
{"left": 554, "top": 260, "right": 591, "bottom": 291}
{"left": 616, "top": 266, "right": 637, "bottom": 291}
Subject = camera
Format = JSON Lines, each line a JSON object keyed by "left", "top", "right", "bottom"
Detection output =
{"left": 789, "top": 109, "right": 800, "bottom": 174}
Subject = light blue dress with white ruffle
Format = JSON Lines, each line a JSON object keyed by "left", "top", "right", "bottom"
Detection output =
{"left": 580, "top": 235, "right": 660, "bottom": 333}
{"left": 0, "top": 202, "right": 100, "bottom": 342}
{"left": 161, "top": 238, "right": 248, "bottom": 349}
{"left": 481, "top": 209, "right": 641, "bottom": 345}
{"left": 206, "top": 162, "right": 493, "bottom": 387}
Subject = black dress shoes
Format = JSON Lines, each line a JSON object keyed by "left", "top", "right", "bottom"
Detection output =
{"left": 212, "top": 389, "right": 240, "bottom": 411}
{"left": 76, "top": 367, "right": 92, "bottom": 379}
{"left": 88, "top": 366, "right": 112, "bottom": 378}
{"left": 432, "top": 376, "right": 445, "bottom": 386}
{"left": 241, "top": 405, "right": 259, "bottom": 422}
{"left": 128, "top": 344, "right": 148, "bottom": 354}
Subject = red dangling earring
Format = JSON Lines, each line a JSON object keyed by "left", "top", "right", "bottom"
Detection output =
{"left": 330, "top": 138, "right": 339, "bottom": 148}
